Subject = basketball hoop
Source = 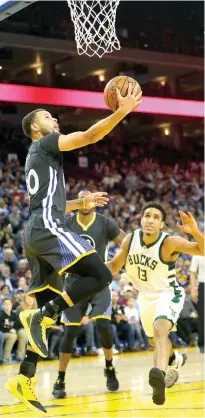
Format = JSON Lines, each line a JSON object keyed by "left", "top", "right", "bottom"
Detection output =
{"left": 67, "top": 0, "right": 121, "bottom": 58}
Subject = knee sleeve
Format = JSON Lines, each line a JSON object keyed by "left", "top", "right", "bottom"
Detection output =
{"left": 89, "top": 259, "right": 113, "bottom": 292}
{"left": 96, "top": 318, "right": 113, "bottom": 349}
{"left": 68, "top": 253, "right": 113, "bottom": 292}
{"left": 96, "top": 264, "right": 113, "bottom": 290}
{"left": 59, "top": 326, "right": 80, "bottom": 353}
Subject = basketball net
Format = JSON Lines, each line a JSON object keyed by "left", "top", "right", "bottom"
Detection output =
{"left": 67, "top": 0, "right": 121, "bottom": 58}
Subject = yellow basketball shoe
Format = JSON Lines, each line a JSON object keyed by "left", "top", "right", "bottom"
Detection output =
{"left": 5, "top": 374, "right": 47, "bottom": 413}
{"left": 20, "top": 309, "right": 55, "bottom": 358}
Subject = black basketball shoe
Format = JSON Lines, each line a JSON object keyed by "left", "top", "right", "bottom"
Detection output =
{"left": 149, "top": 367, "right": 165, "bottom": 405}
{"left": 52, "top": 379, "right": 66, "bottom": 399}
{"left": 104, "top": 367, "right": 119, "bottom": 392}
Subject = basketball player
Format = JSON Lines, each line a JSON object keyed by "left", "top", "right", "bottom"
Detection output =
{"left": 5, "top": 85, "right": 142, "bottom": 413}
{"left": 106, "top": 202, "right": 204, "bottom": 405}
{"left": 52, "top": 190, "right": 126, "bottom": 398}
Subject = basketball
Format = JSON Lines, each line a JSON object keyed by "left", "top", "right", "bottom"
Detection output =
{"left": 104, "top": 76, "right": 141, "bottom": 112}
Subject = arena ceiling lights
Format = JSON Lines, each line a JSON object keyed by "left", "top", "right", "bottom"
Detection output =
{"left": 0, "top": 83, "right": 203, "bottom": 118}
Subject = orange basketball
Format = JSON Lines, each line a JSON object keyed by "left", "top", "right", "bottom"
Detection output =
{"left": 104, "top": 76, "right": 141, "bottom": 112}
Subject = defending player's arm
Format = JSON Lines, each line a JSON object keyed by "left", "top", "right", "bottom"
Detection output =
{"left": 106, "top": 234, "right": 131, "bottom": 275}
{"left": 58, "top": 85, "right": 142, "bottom": 152}
{"left": 113, "top": 230, "right": 127, "bottom": 245}
{"left": 106, "top": 216, "right": 126, "bottom": 245}
{"left": 65, "top": 192, "right": 109, "bottom": 212}
{"left": 163, "top": 211, "right": 204, "bottom": 259}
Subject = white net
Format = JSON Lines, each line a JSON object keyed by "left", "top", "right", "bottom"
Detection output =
{"left": 67, "top": 0, "right": 120, "bottom": 58}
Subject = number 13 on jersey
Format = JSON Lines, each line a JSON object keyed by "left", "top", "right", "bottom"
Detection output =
{"left": 137, "top": 267, "right": 148, "bottom": 281}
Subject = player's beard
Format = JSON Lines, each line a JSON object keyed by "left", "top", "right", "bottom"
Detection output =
{"left": 41, "top": 126, "right": 53, "bottom": 136}
{"left": 79, "top": 209, "right": 93, "bottom": 215}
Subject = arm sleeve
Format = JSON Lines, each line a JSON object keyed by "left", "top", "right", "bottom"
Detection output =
{"left": 65, "top": 215, "right": 73, "bottom": 228}
{"left": 107, "top": 217, "right": 121, "bottom": 241}
{"left": 40, "top": 132, "right": 61, "bottom": 156}
{"left": 190, "top": 256, "right": 199, "bottom": 273}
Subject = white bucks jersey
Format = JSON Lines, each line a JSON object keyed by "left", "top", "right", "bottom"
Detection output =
{"left": 126, "top": 229, "right": 179, "bottom": 296}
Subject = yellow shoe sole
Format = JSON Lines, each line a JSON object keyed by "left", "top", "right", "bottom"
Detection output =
{"left": 19, "top": 310, "right": 47, "bottom": 358}
{"left": 5, "top": 381, "right": 47, "bottom": 414}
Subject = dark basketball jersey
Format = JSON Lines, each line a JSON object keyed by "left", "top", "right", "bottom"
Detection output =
{"left": 65, "top": 213, "right": 121, "bottom": 261}
{"left": 25, "top": 132, "right": 66, "bottom": 222}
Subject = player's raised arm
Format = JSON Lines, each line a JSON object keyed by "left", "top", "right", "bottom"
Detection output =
{"left": 65, "top": 192, "right": 109, "bottom": 212}
{"left": 164, "top": 211, "right": 204, "bottom": 257}
{"left": 58, "top": 85, "right": 142, "bottom": 152}
{"left": 106, "top": 234, "right": 131, "bottom": 275}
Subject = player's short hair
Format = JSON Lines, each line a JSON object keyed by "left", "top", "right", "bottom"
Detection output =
{"left": 22, "top": 109, "right": 46, "bottom": 138}
{"left": 141, "top": 201, "right": 167, "bottom": 222}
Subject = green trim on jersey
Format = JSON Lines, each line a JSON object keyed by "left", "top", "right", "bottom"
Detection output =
{"left": 155, "top": 315, "right": 168, "bottom": 321}
{"left": 168, "top": 263, "right": 176, "bottom": 271}
{"left": 139, "top": 230, "right": 163, "bottom": 249}
{"left": 169, "top": 280, "right": 183, "bottom": 303}
{"left": 154, "top": 315, "right": 174, "bottom": 326}
{"left": 128, "top": 231, "right": 135, "bottom": 253}
{"left": 158, "top": 234, "right": 175, "bottom": 266}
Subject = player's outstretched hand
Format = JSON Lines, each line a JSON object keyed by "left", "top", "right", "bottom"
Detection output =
{"left": 116, "top": 82, "right": 142, "bottom": 115}
{"left": 177, "top": 211, "right": 198, "bottom": 235}
{"left": 83, "top": 192, "right": 109, "bottom": 209}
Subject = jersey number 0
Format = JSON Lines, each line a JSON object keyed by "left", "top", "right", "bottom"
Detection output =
{"left": 26, "top": 169, "right": 39, "bottom": 195}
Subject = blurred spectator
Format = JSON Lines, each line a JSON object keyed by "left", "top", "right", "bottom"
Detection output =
{"left": 111, "top": 290, "right": 135, "bottom": 351}
{"left": 15, "top": 259, "right": 29, "bottom": 279}
{"left": 124, "top": 170, "right": 139, "bottom": 192}
{"left": 25, "top": 269, "right": 32, "bottom": 284}
{"left": 0, "top": 298, "right": 27, "bottom": 362}
{"left": 78, "top": 151, "right": 88, "bottom": 169}
{"left": 1, "top": 225, "right": 15, "bottom": 250}
{"left": 0, "top": 284, "right": 12, "bottom": 300}
{"left": 8, "top": 206, "right": 21, "bottom": 232}
{"left": 16, "top": 293, "right": 37, "bottom": 313}
{"left": 0, "top": 247, "right": 18, "bottom": 274}
{"left": 17, "top": 277, "right": 28, "bottom": 293}
{"left": 0, "top": 198, "right": 8, "bottom": 218}
{"left": 0, "top": 265, "right": 16, "bottom": 291}
{"left": 12, "top": 289, "right": 25, "bottom": 310}
{"left": 177, "top": 284, "right": 199, "bottom": 346}
{"left": 78, "top": 316, "right": 98, "bottom": 357}
{"left": 119, "top": 284, "right": 134, "bottom": 305}
{"left": 124, "top": 297, "right": 148, "bottom": 349}
{"left": 190, "top": 255, "right": 204, "bottom": 353}
{"left": 176, "top": 257, "right": 190, "bottom": 288}
{"left": 111, "top": 274, "right": 121, "bottom": 292}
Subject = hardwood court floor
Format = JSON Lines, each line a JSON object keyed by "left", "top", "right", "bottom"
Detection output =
{"left": 0, "top": 348, "right": 204, "bottom": 418}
